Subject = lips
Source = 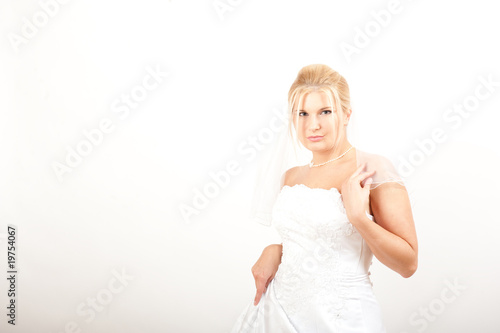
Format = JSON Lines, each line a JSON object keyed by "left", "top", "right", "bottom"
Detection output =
{"left": 307, "top": 136, "right": 323, "bottom": 141}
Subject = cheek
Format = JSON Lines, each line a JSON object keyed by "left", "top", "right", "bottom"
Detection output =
{"left": 324, "top": 121, "right": 336, "bottom": 131}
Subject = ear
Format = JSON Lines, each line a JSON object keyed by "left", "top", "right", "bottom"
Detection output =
{"left": 344, "top": 108, "right": 352, "bottom": 125}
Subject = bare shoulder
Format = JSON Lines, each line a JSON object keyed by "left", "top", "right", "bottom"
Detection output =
{"left": 281, "top": 165, "right": 305, "bottom": 187}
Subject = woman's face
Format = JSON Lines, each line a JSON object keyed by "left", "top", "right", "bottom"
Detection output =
{"left": 292, "top": 91, "right": 340, "bottom": 151}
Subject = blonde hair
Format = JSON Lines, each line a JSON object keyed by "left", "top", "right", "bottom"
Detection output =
{"left": 287, "top": 64, "right": 351, "bottom": 154}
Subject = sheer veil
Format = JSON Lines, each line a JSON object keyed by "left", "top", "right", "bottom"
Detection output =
{"left": 249, "top": 64, "right": 407, "bottom": 227}
{"left": 248, "top": 105, "right": 406, "bottom": 227}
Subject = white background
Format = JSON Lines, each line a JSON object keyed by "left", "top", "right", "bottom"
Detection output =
{"left": 1, "top": 0, "right": 499, "bottom": 332}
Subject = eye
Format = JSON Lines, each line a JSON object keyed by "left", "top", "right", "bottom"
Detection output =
{"left": 297, "top": 110, "right": 332, "bottom": 116}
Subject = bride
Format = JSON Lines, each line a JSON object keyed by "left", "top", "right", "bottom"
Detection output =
{"left": 231, "top": 64, "right": 418, "bottom": 332}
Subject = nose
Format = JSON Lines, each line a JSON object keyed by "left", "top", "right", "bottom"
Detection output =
{"left": 310, "top": 114, "right": 320, "bottom": 130}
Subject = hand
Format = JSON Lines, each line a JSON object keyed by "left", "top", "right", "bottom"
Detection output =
{"left": 340, "top": 162, "right": 375, "bottom": 225}
{"left": 251, "top": 244, "right": 282, "bottom": 306}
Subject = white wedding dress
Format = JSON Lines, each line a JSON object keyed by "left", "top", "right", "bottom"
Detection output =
{"left": 230, "top": 183, "right": 387, "bottom": 333}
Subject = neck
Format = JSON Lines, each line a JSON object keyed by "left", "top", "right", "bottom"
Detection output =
{"left": 311, "top": 142, "right": 354, "bottom": 166}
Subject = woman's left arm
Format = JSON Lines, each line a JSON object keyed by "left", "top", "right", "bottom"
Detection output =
{"left": 348, "top": 184, "right": 418, "bottom": 278}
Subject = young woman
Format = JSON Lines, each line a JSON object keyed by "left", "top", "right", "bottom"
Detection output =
{"left": 231, "top": 64, "right": 418, "bottom": 332}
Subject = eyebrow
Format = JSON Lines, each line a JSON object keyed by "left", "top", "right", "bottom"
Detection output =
{"left": 296, "top": 107, "right": 332, "bottom": 112}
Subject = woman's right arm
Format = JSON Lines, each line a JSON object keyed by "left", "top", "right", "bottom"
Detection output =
{"left": 251, "top": 169, "right": 291, "bottom": 305}
{"left": 251, "top": 243, "right": 283, "bottom": 305}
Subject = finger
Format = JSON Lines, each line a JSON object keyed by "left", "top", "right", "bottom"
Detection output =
{"left": 264, "top": 275, "right": 274, "bottom": 290}
{"left": 363, "top": 177, "right": 373, "bottom": 188}
{"left": 254, "top": 286, "right": 266, "bottom": 305}
{"left": 356, "top": 170, "right": 376, "bottom": 182}
{"left": 351, "top": 163, "right": 367, "bottom": 178}
{"left": 361, "top": 170, "right": 376, "bottom": 177}
{"left": 350, "top": 168, "right": 375, "bottom": 183}
{"left": 254, "top": 275, "right": 265, "bottom": 291}
{"left": 254, "top": 276, "right": 267, "bottom": 305}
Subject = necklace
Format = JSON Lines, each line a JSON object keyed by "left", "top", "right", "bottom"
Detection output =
{"left": 309, "top": 146, "right": 354, "bottom": 168}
